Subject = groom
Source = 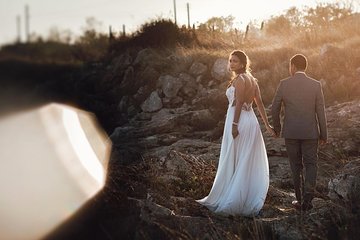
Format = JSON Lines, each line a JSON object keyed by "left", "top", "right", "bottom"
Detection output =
{"left": 271, "top": 54, "right": 327, "bottom": 211}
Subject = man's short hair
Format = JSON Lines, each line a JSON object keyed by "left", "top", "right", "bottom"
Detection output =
{"left": 290, "top": 54, "right": 307, "bottom": 71}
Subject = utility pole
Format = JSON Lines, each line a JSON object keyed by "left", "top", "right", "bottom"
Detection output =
{"left": 173, "top": 0, "right": 177, "bottom": 25}
{"left": 187, "top": 3, "right": 190, "bottom": 28}
{"left": 122, "top": 24, "right": 126, "bottom": 36}
{"left": 25, "top": 4, "right": 30, "bottom": 42}
{"left": 109, "top": 25, "right": 114, "bottom": 41}
{"left": 16, "top": 15, "right": 21, "bottom": 43}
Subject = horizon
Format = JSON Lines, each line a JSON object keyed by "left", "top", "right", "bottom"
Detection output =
{"left": 0, "top": 0, "right": 356, "bottom": 46}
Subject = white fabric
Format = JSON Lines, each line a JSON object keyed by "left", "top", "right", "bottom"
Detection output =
{"left": 196, "top": 85, "right": 269, "bottom": 216}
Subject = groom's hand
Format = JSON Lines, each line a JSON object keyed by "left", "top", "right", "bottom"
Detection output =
{"left": 266, "top": 125, "right": 276, "bottom": 137}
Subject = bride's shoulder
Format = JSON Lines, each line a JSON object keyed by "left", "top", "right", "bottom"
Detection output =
{"left": 233, "top": 74, "right": 245, "bottom": 86}
{"left": 237, "top": 72, "right": 257, "bottom": 82}
{"left": 245, "top": 73, "right": 259, "bottom": 85}
{"left": 235, "top": 73, "right": 246, "bottom": 81}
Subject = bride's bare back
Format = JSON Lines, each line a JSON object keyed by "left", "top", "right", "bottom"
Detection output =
{"left": 242, "top": 73, "right": 258, "bottom": 105}
{"left": 231, "top": 73, "right": 258, "bottom": 106}
{"left": 232, "top": 73, "right": 273, "bottom": 136}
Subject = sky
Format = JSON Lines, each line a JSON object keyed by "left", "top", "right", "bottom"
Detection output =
{"left": 0, "top": 0, "right": 349, "bottom": 46}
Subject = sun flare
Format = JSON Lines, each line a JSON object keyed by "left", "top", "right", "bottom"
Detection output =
{"left": 62, "top": 107, "right": 105, "bottom": 185}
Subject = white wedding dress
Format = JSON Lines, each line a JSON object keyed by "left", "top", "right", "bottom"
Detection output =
{"left": 197, "top": 83, "right": 269, "bottom": 216}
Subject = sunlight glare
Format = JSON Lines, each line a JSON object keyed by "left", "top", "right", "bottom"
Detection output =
{"left": 62, "top": 108, "right": 105, "bottom": 185}
{"left": 0, "top": 104, "right": 111, "bottom": 240}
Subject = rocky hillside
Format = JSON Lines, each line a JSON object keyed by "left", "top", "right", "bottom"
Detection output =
{"left": 47, "top": 48, "right": 359, "bottom": 239}
{"left": 1, "top": 46, "right": 359, "bottom": 239}
{"left": 101, "top": 48, "right": 360, "bottom": 239}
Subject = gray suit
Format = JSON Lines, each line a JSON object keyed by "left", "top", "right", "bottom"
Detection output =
{"left": 272, "top": 72, "right": 327, "bottom": 205}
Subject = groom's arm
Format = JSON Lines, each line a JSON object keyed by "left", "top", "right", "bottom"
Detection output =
{"left": 315, "top": 82, "right": 327, "bottom": 142}
{"left": 271, "top": 82, "right": 283, "bottom": 136}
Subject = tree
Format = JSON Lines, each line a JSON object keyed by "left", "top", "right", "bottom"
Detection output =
{"left": 198, "top": 15, "right": 235, "bottom": 32}
{"left": 74, "top": 17, "right": 108, "bottom": 61}
{"left": 304, "top": 3, "right": 353, "bottom": 27}
{"left": 47, "top": 27, "right": 73, "bottom": 43}
{"left": 284, "top": 7, "right": 305, "bottom": 27}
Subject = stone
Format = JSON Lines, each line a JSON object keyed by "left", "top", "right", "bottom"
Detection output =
{"left": 133, "top": 48, "right": 155, "bottom": 66}
{"left": 325, "top": 100, "right": 360, "bottom": 155}
{"left": 141, "top": 91, "right": 163, "bottom": 113}
{"left": 189, "top": 62, "right": 208, "bottom": 76}
{"left": 328, "top": 159, "right": 360, "bottom": 211}
{"left": 158, "top": 75, "right": 183, "bottom": 98}
{"left": 211, "top": 58, "right": 229, "bottom": 81}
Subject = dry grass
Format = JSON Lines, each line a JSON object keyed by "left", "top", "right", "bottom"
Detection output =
{"left": 173, "top": 13, "right": 360, "bottom": 105}
{"left": 143, "top": 151, "right": 217, "bottom": 200}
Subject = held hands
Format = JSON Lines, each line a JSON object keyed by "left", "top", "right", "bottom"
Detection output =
{"left": 266, "top": 124, "right": 276, "bottom": 137}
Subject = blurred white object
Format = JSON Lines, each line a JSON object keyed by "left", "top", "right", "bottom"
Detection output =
{"left": 0, "top": 103, "right": 111, "bottom": 240}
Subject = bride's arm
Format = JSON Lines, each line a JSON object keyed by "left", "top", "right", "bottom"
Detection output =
{"left": 232, "top": 76, "right": 245, "bottom": 138}
{"left": 254, "top": 83, "right": 275, "bottom": 135}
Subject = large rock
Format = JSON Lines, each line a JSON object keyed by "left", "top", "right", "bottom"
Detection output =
{"left": 184, "top": 109, "right": 217, "bottom": 131}
{"left": 328, "top": 159, "right": 360, "bottom": 212}
{"left": 189, "top": 62, "right": 207, "bottom": 76}
{"left": 141, "top": 91, "right": 163, "bottom": 113}
{"left": 178, "top": 73, "right": 197, "bottom": 98}
{"left": 158, "top": 75, "right": 183, "bottom": 98}
{"left": 145, "top": 108, "right": 217, "bottom": 134}
{"left": 211, "top": 58, "right": 229, "bottom": 81}
{"left": 137, "top": 108, "right": 192, "bottom": 136}
{"left": 325, "top": 100, "right": 360, "bottom": 155}
{"left": 133, "top": 48, "right": 156, "bottom": 66}
{"left": 133, "top": 85, "right": 153, "bottom": 105}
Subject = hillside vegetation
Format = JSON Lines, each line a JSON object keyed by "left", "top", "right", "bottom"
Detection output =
{"left": 1, "top": 3, "right": 359, "bottom": 106}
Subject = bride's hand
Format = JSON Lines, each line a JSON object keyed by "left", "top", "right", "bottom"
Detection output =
{"left": 266, "top": 125, "right": 276, "bottom": 137}
{"left": 232, "top": 125, "right": 239, "bottom": 139}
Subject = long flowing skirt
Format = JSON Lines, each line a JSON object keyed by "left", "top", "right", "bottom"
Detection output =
{"left": 197, "top": 105, "right": 269, "bottom": 216}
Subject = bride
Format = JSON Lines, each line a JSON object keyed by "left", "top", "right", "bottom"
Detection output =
{"left": 197, "top": 50, "right": 275, "bottom": 216}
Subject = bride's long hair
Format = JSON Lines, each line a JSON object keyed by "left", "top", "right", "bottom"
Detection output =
{"left": 228, "top": 50, "right": 255, "bottom": 87}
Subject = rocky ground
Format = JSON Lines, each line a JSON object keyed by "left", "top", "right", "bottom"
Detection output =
{"left": 97, "top": 98, "right": 359, "bottom": 240}
{"left": 105, "top": 49, "right": 359, "bottom": 239}
{"left": 46, "top": 100, "right": 360, "bottom": 240}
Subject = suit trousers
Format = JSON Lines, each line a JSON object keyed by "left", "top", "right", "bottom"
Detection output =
{"left": 285, "top": 139, "right": 318, "bottom": 204}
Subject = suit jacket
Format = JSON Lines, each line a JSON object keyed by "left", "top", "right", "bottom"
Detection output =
{"left": 271, "top": 72, "right": 327, "bottom": 140}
